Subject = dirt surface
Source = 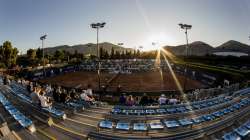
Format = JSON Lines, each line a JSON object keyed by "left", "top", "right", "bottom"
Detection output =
{"left": 40, "top": 71, "right": 204, "bottom": 92}
{"left": 40, "top": 71, "right": 114, "bottom": 89}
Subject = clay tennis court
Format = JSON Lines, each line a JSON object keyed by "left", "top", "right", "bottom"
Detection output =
{"left": 40, "top": 71, "right": 204, "bottom": 92}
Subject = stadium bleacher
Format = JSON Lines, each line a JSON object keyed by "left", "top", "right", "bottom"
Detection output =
{"left": 7, "top": 83, "right": 66, "bottom": 119}
{"left": 1, "top": 75, "right": 250, "bottom": 140}
{"left": 222, "top": 120, "right": 250, "bottom": 140}
{"left": 0, "top": 91, "right": 35, "bottom": 132}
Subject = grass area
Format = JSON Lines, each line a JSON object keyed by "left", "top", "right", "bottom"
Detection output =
{"left": 173, "top": 60, "right": 246, "bottom": 79}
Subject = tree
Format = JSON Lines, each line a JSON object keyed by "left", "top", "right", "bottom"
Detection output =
{"left": 27, "top": 49, "right": 36, "bottom": 60}
{"left": 103, "top": 49, "right": 109, "bottom": 59}
{"left": 54, "top": 50, "right": 64, "bottom": 60}
{"left": 100, "top": 47, "right": 104, "bottom": 59}
{"left": 1, "top": 41, "right": 19, "bottom": 67}
{"left": 36, "top": 48, "right": 43, "bottom": 59}
{"left": 114, "top": 51, "right": 120, "bottom": 59}
{"left": 110, "top": 47, "right": 115, "bottom": 59}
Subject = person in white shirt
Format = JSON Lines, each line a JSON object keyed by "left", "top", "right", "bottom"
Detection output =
{"left": 169, "top": 98, "right": 178, "bottom": 105}
{"left": 80, "top": 90, "right": 94, "bottom": 102}
{"left": 86, "top": 85, "right": 95, "bottom": 101}
{"left": 158, "top": 94, "right": 167, "bottom": 105}
{"left": 38, "top": 89, "right": 52, "bottom": 108}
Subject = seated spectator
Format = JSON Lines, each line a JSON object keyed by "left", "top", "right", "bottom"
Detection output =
{"left": 158, "top": 94, "right": 167, "bottom": 105}
{"left": 45, "top": 84, "right": 53, "bottom": 97}
{"left": 60, "top": 89, "right": 67, "bottom": 103}
{"left": 119, "top": 93, "right": 126, "bottom": 105}
{"left": 148, "top": 96, "right": 156, "bottom": 105}
{"left": 38, "top": 89, "right": 52, "bottom": 108}
{"left": 126, "top": 95, "right": 135, "bottom": 106}
{"left": 86, "top": 84, "right": 95, "bottom": 101}
{"left": 30, "top": 87, "right": 40, "bottom": 105}
{"left": 135, "top": 96, "right": 140, "bottom": 105}
{"left": 139, "top": 93, "right": 149, "bottom": 106}
{"left": 80, "top": 90, "right": 93, "bottom": 101}
{"left": 169, "top": 97, "right": 178, "bottom": 105}
{"left": 52, "top": 86, "right": 59, "bottom": 102}
{"left": 70, "top": 89, "right": 77, "bottom": 99}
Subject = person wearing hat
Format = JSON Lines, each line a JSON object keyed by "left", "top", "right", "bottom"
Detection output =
{"left": 119, "top": 93, "right": 126, "bottom": 105}
{"left": 139, "top": 93, "right": 149, "bottom": 106}
{"left": 158, "top": 94, "right": 167, "bottom": 105}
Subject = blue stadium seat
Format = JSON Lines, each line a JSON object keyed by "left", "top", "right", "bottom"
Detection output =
{"left": 179, "top": 119, "right": 193, "bottom": 126}
{"left": 192, "top": 104, "right": 201, "bottom": 110}
{"left": 192, "top": 116, "right": 205, "bottom": 124}
{"left": 145, "top": 109, "right": 155, "bottom": 115}
{"left": 212, "top": 111, "right": 224, "bottom": 117}
{"left": 244, "top": 121, "right": 250, "bottom": 129}
{"left": 5, "top": 105, "right": 15, "bottom": 111}
{"left": 166, "top": 108, "right": 177, "bottom": 114}
{"left": 202, "top": 114, "right": 215, "bottom": 121}
{"left": 164, "top": 120, "right": 180, "bottom": 128}
{"left": 222, "top": 132, "right": 241, "bottom": 140}
{"left": 116, "top": 122, "right": 130, "bottom": 130}
{"left": 233, "top": 104, "right": 241, "bottom": 110}
{"left": 42, "top": 107, "right": 66, "bottom": 119}
{"left": 13, "top": 113, "right": 24, "bottom": 120}
{"left": 121, "top": 109, "right": 133, "bottom": 115}
{"left": 223, "top": 108, "right": 231, "bottom": 114}
{"left": 18, "top": 117, "right": 33, "bottom": 127}
{"left": 234, "top": 126, "right": 250, "bottom": 137}
{"left": 134, "top": 110, "right": 145, "bottom": 115}
{"left": 8, "top": 108, "right": 20, "bottom": 115}
{"left": 176, "top": 107, "right": 187, "bottom": 113}
{"left": 149, "top": 120, "right": 164, "bottom": 129}
{"left": 156, "top": 108, "right": 166, "bottom": 114}
{"left": 111, "top": 108, "right": 121, "bottom": 114}
{"left": 99, "top": 120, "right": 113, "bottom": 129}
{"left": 133, "top": 123, "right": 147, "bottom": 131}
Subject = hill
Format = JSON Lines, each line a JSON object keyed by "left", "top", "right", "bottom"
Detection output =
{"left": 164, "top": 40, "right": 250, "bottom": 56}
{"left": 165, "top": 41, "right": 214, "bottom": 56}
{"left": 215, "top": 40, "right": 250, "bottom": 53}
{"left": 44, "top": 42, "right": 133, "bottom": 56}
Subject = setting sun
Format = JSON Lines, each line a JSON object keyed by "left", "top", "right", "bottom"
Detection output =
{"left": 141, "top": 33, "right": 176, "bottom": 51}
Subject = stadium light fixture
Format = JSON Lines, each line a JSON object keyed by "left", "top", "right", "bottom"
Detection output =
{"left": 90, "top": 22, "right": 106, "bottom": 96}
{"left": 178, "top": 23, "right": 192, "bottom": 91}
{"left": 40, "top": 34, "right": 47, "bottom": 77}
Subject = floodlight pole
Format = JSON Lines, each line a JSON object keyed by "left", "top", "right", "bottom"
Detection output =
{"left": 179, "top": 23, "right": 192, "bottom": 92}
{"left": 40, "top": 35, "right": 47, "bottom": 77}
{"left": 91, "top": 22, "right": 106, "bottom": 99}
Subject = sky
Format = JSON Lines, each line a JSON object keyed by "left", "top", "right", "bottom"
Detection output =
{"left": 0, "top": 0, "right": 250, "bottom": 53}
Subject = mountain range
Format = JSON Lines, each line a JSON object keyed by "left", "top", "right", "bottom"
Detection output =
{"left": 165, "top": 40, "right": 250, "bottom": 56}
{"left": 43, "top": 40, "right": 250, "bottom": 56}
{"left": 44, "top": 42, "right": 133, "bottom": 56}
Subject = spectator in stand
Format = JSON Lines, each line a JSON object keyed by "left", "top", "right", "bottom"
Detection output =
{"left": 148, "top": 96, "right": 156, "bottom": 105}
{"left": 135, "top": 96, "right": 140, "bottom": 105}
{"left": 53, "top": 85, "right": 59, "bottom": 102}
{"left": 56, "top": 86, "right": 63, "bottom": 102}
{"left": 45, "top": 84, "right": 53, "bottom": 97}
{"left": 38, "top": 89, "right": 52, "bottom": 108}
{"left": 126, "top": 95, "right": 135, "bottom": 106}
{"left": 158, "top": 94, "right": 167, "bottom": 105}
{"left": 70, "top": 89, "right": 77, "bottom": 99}
{"left": 30, "top": 87, "right": 40, "bottom": 105}
{"left": 80, "top": 90, "right": 94, "bottom": 103}
{"left": 119, "top": 93, "right": 126, "bottom": 105}
{"left": 86, "top": 84, "right": 95, "bottom": 101}
{"left": 169, "top": 96, "right": 178, "bottom": 105}
{"left": 140, "top": 93, "right": 149, "bottom": 106}
{"left": 60, "top": 89, "right": 67, "bottom": 103}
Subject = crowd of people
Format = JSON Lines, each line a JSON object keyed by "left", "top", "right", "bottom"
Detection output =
{"left": 15, "top": 78, "right": 96, "bottom": 109}
{"left": 118, "top": 93, "right": 180, "bottom": 106}
{"left": 1, "top": 72, "right": 240, "bottom": 108}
